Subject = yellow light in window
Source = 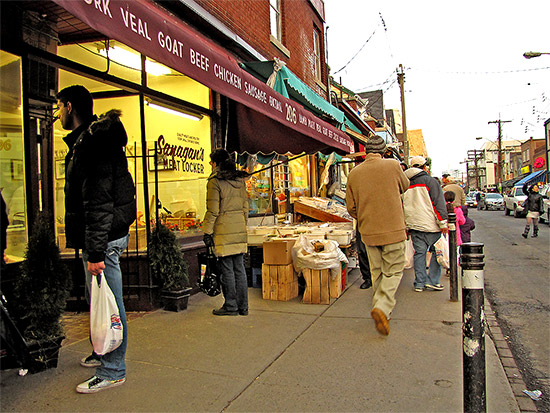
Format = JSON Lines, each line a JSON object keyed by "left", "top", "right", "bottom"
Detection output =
{"left": 144, "top": 99, "right": 203, "bottom": 121}
{"left": 99, "top": 46, "right": 171, "bottom": 76}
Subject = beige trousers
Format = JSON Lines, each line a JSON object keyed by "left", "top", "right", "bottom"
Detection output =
{"left": 365, "top": 240, "right": 406, "bottom": 318}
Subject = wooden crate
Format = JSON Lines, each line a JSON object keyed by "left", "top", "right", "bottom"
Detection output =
{"left": 302, "top": 268, "right": 330, "bottom": 304}
{"left": 262, "top": 264, "right": 299, "bottom": 301}
{"left": 329, "top": 270, "right": 342, "bottom": 298}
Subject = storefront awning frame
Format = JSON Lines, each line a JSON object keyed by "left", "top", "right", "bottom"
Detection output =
{"left": 52, "top": 0, "right": 353, "bottom": 153}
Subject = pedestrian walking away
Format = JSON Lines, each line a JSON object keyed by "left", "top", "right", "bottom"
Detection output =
{"left": 443, "top": 176, "right": 466, "bottom": 208}
{"left": 346, "top": 135, "right": 409, "bottom": 336}
{"left": 521, "top": 183, "right": 544, "bottom": 238}
{"left": 403, "top": 156, "right": 448, "bottom": 293}
{"left": 203, "top": 149, "right": 250, "bottom": 316}
{"left": 56, "top": 85, "right": 136, "bottom": 393}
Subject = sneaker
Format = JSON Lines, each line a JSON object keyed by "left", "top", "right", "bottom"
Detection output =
{"left": 76, "top": 376, "right": 125, "bottom": 394}
{"left": 370, "top": 308, "right": 390, "bottom": 336}
{"left": 80, "top": 354, "right": 101, "bottom": 368}
{"left": 414, "top": 287, "right": 424, "bottom": 292}
{"left": 426, "top": 284, "right": 444, "bottom": 291}
{"left": 212, "top": 307, "right": 238, "bottom": 316}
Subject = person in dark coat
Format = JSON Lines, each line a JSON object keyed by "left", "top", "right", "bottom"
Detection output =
{"left": 459, "top": 205, "right": 475, "bottom": 243}
{"left": 56, "top": 85, "right": 136, "bottom": 393}
{"left": 521, "top": 183, "right": 544, "bottom": 238}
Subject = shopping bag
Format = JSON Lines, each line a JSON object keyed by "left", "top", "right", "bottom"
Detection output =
{"left": 434, "top": 234, "right": 450, "bottom": 269}
{"left": 404, "top": 238, "right": 415, "bottom": 269}
{"left": 90, "top": 272, "right": 123, "bottom": 356}
{"left": 197, "top": 247, "right": 221, "bottom": 297}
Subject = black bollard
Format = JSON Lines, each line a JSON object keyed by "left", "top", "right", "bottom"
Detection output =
{"left": 448, "top": 212, "right": 458, "bottom": 302}
{"left": 460, "top": 242, "right": 486, "bottom": 413}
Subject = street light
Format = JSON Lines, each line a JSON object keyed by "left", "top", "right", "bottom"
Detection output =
{"left": 523, "top": 51, "right": 550, "bottom": 59}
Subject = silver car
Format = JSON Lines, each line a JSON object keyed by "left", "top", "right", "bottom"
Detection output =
{"left": 480, "top": 193, "right": 504, "bottom": 210}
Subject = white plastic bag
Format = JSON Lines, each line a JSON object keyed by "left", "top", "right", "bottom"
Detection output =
{"left": 90, "top": 273, "right": 123, "bottom": 356}
{"left": 434, "top": 234, "right": 450, "bottom": 269}
{"left": 404, "top": 238, "right": 415, "bottom": 269}
{"left": 292, "top": 235, "right": 348, "bottom": 280}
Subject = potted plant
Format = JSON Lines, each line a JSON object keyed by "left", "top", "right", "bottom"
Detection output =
{"left": 10, "top": 212, "right": 72, "bottom": 373}
{"left": 148, "top": 221, "right": 191, "bottom": 312}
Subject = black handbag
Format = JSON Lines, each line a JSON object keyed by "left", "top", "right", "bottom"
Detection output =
{"left": 197, "top": 247, "right": 222, "bottom": 296}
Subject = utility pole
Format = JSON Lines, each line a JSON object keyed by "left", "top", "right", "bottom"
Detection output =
{"left": 397, "top": 64, "right": 409, "bottom": 164}
{"left": 467, "top": 150, "right": 483, "bottom": 190}
{"left": 488, "top": 119, "right": 511, "bottom": 192}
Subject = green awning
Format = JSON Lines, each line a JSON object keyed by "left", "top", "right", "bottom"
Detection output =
{"left": 344, "top": 116, "right": 361, "bottom": 134}
{"left": 240, "top": 61, "right": 345, "bottom": 125}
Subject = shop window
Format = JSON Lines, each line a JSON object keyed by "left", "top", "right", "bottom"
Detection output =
{"left": 146, "top": 58, "right": 209, "bottom": 108}
{"left": 288, "top": 154, "right": 311, "bottom": 202}
{"left": 57, "top": 41, "right": 142, "bottom": 86}
{"left": 144, "top": 99, "right": 211, "bottom": 237}
{"left": 0, "top": 51, "right": 27, "bottom": 262}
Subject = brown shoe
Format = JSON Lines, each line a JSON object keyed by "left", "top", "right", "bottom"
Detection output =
{"left": 371, "top": 308, "right": 390, "bottom": 336}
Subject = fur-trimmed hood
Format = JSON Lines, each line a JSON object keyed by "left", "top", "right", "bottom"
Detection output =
{"left": 88, "top": 109, "right": 128, "bottom": 148}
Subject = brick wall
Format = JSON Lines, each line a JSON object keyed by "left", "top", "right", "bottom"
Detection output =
{"left": 196, "top": 0, "right": 327, "bottom": 99}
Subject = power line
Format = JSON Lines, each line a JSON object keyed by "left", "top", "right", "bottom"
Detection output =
{"left": 411, "top": 66, "right": 550, "bottom": 75}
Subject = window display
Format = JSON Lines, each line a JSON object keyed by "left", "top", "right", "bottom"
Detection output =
{"left": 0, "top": 51, "right": 27, "bottom": 262}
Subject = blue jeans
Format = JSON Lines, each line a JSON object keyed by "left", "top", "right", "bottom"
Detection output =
{"left": 410, "top": 230, "right": 442, "bottom": 289}
{"left": 218, "top": 253, "right": 248, "bottom": 311}
{"left": 82, "top": 234, "right": 129, "bottom": 381}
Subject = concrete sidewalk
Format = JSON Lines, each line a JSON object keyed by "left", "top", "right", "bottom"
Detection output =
{"left": 1, "top": 268, "right": 519, "bottom": 412}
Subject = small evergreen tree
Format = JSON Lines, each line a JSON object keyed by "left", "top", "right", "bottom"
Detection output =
{"left": 12, "top": 213, "right": 72, "bottom": 341}
{"left": 148, "top": 222, "right": 189, "bottom": 291}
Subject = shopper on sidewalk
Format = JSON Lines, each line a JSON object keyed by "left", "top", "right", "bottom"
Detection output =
{"left": 521, "top": 183, "right": 544, "bottom": 238}
{"left": 203, "top": 149, "right": 250, "bottom": 316}
{"left": 56, "top": 85, "right": 136, "bottom": 393}
{"left": 355, "top": 230, "right": 372, "bottom": 289}
{"left": 443, "top": 176, "right": 466, "bottom": 208}
{"left": 346, "top": 135, "right": 409, "bottom": 336}
{"left": 403, "top": 156, "right": 448, "bottom": 292}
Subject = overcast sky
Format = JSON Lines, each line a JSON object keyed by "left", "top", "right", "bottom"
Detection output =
{"left": 324, "top": 0, "right": 550, "bottom": 177}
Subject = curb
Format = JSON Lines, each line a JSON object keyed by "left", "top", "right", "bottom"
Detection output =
{"left": 484, "top": 298, "right": 538, "bottom": 412}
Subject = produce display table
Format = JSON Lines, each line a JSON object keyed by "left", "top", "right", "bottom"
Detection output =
{"left": 294, "top": 200, "right": 351, "bottom": 223}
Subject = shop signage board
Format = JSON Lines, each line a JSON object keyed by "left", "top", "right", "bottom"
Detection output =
{"left": 53, "top": 0, "right": 354, "bottom": 153}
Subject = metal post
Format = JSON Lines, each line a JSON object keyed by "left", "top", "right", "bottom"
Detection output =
{"left": 460, "top": 242, "right": 486, "bottom": 413}
{"left": 448, "top": 213, "right": 458, "bottom": 302}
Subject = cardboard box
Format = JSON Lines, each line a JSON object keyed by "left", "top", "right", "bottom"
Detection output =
{"left": 262, "top": 264, "right": 299, "bottom": 301}
{"left": 263, "top": 239, "right": 296, "bottom": 265}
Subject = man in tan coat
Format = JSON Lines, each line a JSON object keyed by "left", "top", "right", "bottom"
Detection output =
{"left": 346, "top": 135, "right": 410, "bottom": 335}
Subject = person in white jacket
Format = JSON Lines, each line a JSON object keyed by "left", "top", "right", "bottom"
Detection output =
{"left": 403, "top": 156, "right": 448, "bottom": 292}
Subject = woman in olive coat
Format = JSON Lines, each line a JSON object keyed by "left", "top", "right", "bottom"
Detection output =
{"left": 202, "top": 149, "right": 249, "bottom": 316}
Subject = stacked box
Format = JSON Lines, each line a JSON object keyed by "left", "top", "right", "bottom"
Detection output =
{"left": 302, "top": 268, "right": 330, "bottom": 304}
{"left": 262, "top": 264, "right": 299, "bottom": 301}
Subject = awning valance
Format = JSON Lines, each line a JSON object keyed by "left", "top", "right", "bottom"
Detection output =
{"left": 515, "top": 170, "right": 547, "bottom": 187}
{"left": 52, "top": 0, "right": 353, "bottom": 153}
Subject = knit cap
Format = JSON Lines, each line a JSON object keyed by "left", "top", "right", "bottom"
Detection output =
{"left": 364, "top": 135, "right": 387, "bottom": 154}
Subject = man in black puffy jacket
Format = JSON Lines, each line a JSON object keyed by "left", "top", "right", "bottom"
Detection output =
{"left": 56, "top": 85, "right": 136, "bottom": 393}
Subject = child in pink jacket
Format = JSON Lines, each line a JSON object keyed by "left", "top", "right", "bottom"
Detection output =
{"left": 444, "top": 192, "right": 466, "bottom": 245}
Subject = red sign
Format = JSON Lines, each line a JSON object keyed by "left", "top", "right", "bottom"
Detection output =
{"left": 534, "top": 157, "right": 545, "bottom": 168}
{"left": 53, "top": 0, "right": 353, "bottom": 153}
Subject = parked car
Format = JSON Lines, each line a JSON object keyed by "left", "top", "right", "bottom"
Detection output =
{"left": 504, "top": 186, "right": 527, "bottom": 217}
{"left": 539, "top": 184, "right": 550, "bottom": 225}
{"left": 465, "top": 196, "right": 477, "bottom": 208}
{"left": 479, "top": 193, "right": 504, "bottom": 210}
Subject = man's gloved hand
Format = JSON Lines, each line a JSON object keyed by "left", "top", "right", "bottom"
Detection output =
{"left": 203, "top": 233, "right": 214, "bottom": 247}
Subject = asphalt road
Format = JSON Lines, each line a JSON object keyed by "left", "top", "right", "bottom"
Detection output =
{"left": 467, "top": 207, "right": 550, "bottom": 411}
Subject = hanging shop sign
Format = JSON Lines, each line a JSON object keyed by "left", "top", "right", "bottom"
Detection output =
{"left": 53, "top": 0, "right": 353, "bottom": 153}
